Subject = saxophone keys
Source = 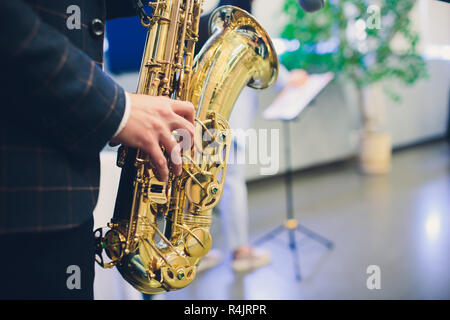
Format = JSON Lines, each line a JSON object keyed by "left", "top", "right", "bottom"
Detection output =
{"left": 147, "top": 177, "right": 168, "bottom": 204}
{"left": 184, "top": 227, "right": 212, "bottom": 258}
{"left": 161, "top": 255, "right": 196, "bottom": 289}
{"left": 116, "top": 146, "right": 127, "bottom": 167}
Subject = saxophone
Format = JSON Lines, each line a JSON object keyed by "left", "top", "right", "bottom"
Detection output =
{"left": 94, "top": 0, "right": 278, "bottom": 294}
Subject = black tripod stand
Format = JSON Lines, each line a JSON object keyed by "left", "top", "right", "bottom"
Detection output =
{"left": 254, "top": 120, "right": 333, "bottom": 281}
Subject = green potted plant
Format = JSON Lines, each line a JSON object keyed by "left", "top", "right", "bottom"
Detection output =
{"left": 281, "top": 0, "right": 427, "bottom": 174}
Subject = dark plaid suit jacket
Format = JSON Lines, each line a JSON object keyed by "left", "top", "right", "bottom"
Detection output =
{"left": 0, "top": 0, "right": 137, "bottom": 234}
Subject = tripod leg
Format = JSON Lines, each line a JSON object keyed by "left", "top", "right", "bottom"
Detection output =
{"left": 289, "top": 228, "right": 302, "bottom": 281}
{"left": 296, "top": 224, "right": 334, "bottom": 249}
{"left": 254, "top": 225, "right": 285, "bottom": 246}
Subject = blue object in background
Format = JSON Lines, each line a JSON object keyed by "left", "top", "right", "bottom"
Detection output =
{"left": 106, "top": 16, "right": 148, "bottom": 74}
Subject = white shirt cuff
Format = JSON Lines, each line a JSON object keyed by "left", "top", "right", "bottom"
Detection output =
{"left": 112, "top": 91, "right": 132, "bottom": 138}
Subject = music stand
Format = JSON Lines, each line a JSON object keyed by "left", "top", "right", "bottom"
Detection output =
{"left": 254, "top": 73, "right": 334, "bottom": 281}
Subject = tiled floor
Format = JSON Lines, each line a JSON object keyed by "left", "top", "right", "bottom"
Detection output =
{"left": 156, "top": 141, "right": 450, "bottom": 299}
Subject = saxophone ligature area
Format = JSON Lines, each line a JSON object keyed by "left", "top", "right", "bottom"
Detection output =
{"left": 94, "top": 0, "right": 278, "bottom": 294}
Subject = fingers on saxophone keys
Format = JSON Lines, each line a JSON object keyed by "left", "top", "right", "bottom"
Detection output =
{"left": 170, "top": 116, "right": 195, "bottom": 148}
{"left": 142, "top": 137, "right": 169, "bottom": 182}
{"left": 171, "top": 100, "right": 195, "bottom": 124}
{"left": 161, "top": 133, "right": 183, "bottom": 177}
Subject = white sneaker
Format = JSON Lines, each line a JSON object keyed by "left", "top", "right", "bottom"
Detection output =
{"left": 196, "top": 249, "right": 222, "bottom": 273}
{"left": 232, "top": 248, "right": 271, "bottom": 273}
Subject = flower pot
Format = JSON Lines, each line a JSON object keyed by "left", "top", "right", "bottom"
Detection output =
{"left": 358, "top": 131, "right": 392, "bottom": 174}
{"left": 356, "top": 84, "right": 392, "bottom": 174}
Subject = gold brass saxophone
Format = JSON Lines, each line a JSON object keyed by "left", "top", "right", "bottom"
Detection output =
{"left": 94, "top": 0, "right": 278, "bottom": 294}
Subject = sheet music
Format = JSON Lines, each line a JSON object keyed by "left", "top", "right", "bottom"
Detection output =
{"left": 263, "top": 72, "right": 334, "bottom": 121}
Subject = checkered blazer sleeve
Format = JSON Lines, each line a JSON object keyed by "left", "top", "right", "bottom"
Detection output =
{"left": 0, "top": 1, "right": 126, "bottom": 155}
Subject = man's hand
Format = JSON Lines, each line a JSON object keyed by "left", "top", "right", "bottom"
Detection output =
{"left": 111, "top": 93, "right": 195, "bottom": 182}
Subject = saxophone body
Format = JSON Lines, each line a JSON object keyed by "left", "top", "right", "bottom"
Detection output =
{"left": 94, "top": 0, "right": 278, "bottom": 294}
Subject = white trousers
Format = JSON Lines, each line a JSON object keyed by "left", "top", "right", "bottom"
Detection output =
{"left": 217, "top": 88, "right": 258, "bottom": 252}
{"left": 218, "top": 141, "right": 250, "bottom": 251}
